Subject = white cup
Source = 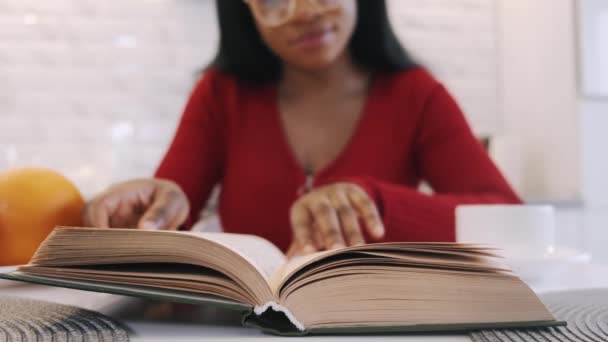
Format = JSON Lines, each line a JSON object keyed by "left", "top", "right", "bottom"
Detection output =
{"left": 455, "top": 205, "right": 555, "bottom": 259}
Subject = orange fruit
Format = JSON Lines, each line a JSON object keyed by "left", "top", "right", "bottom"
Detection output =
{"left": 0, "top": 168, "right": 84, "bottom": 266}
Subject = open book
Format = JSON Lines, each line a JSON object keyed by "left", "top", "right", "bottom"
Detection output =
{"left": 0, "top": 227, "right": 563, "bottom": 335}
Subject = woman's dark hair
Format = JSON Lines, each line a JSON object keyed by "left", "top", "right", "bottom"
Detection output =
{"left": 210, "top": 0, "right": 417, "bottom": 82}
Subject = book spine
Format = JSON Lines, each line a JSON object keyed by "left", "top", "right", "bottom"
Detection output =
{"left": 253, "top": 302, "right": 305, "bottom": 332}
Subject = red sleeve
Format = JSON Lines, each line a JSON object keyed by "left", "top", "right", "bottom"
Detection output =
{"left": 342, "top": 84, "right": 522, "bottom": 242}
{"left": 154, "top": 70, "right": 227, "bottom": 228}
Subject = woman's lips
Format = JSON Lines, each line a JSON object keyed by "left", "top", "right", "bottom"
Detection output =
{"left": 290, "top": 28, "right": 335, "bottom": 49}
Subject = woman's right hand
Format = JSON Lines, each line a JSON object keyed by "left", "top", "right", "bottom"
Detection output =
{"left": 82, "top": 179, "right": 190, "bottom": 230}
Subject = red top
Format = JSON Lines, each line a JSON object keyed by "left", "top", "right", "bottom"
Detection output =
{"left": 155, "top": 67, "right": 521, "bottom": 252}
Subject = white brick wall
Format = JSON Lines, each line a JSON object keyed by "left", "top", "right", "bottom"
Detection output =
{"left": 0, "top": 0, "right": 499, "bottom": 198}
{"left": 388, "top": 0, "right": 500, "bottom": 136}
{"left": 0, "top": 0, "right": 218, "bottom": 197}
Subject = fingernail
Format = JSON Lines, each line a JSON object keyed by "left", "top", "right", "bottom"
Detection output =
{"left": 330, "top": 243, "right": 345, "bottom": 250}
{"left": 141, "top": 221, "right": 159, "bottom": 231}
{"left": 374, "top": 225, "right": 385, "bottom": 237}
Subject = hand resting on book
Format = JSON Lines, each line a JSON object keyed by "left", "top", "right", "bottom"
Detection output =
{"left": 82, "top": 178, "right": 190, "bottom": 231}
{"left": 288, "top": 182, "right": 385, "bottom": 258}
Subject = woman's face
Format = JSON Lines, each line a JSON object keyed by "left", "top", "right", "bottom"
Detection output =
{"left": 250, "top": 0, "right": 357, "bottom": 71}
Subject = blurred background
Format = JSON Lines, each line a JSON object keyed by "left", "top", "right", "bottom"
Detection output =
{"left": 0, "top": 0, "right": 606, "bottom": 257}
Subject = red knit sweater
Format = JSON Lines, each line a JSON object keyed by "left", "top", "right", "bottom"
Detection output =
{"left": 155, "top": 67, "right": 521, "bottom": 252}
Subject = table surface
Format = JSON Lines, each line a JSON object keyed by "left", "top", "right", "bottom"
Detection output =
{"left": 2, "top": 262, "right": 608, "bottom": 341}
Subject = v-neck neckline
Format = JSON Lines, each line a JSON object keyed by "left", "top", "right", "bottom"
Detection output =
{"left": 267, "top": 74, "right": 379, "bottom": 183}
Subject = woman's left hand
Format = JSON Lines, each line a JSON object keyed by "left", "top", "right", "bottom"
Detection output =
{"left": 287, "top": 182, "right": 385, "bottom": 258}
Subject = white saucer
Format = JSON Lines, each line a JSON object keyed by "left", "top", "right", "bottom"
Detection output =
{"left": 507, "top": 246, "right": 592, "bottom": 281}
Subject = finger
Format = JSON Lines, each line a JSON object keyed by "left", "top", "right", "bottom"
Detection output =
{"left": 286, "top": 242, "right": 317, "bottom": 259}
{"left": 328, "top": 191, "right": 364, "bottom": 246}
{"left": 109, "top": 199, "right": 141, "bottom": 228}
{"left": 309, "top": 199, "right": 345, "bottom": 250}
{"left": 138, "top": 188, "right": 187, "bottom": 230}
{"left": 164, "top": 198, "right": 189, "bottom": 231}
{"left": 286, "top": 243, "right": 299, "bottom": 259}
{"left": 346, "top": 187, "right": 385, "bottom": 240}
{"left": 83, "top": 200, "right": 110, "bottom": 228}
{"left": 312, "top": 224, "right": 324, "bottom": 250}
{"left": 289, "top": 203, "right": 318, "bottom": 252}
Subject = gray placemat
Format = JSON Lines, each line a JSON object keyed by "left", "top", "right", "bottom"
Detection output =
{"left": 470, "top": 289, "right": 608, "bottom": 342}
{"left": 0, "top": 296, "right": 129, "bottom": 342}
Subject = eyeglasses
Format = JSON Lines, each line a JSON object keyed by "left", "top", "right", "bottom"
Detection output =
{"left": 244, "top": 0, "right": 341, "bottom": 27}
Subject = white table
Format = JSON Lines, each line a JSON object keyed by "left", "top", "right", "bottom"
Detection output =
{"left": 2, "top": 263, "right": 608, "bottom": 342}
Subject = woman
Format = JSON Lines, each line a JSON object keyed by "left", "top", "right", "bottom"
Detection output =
{"left": 83, "top": 0, "right": 521, "bottom": 257}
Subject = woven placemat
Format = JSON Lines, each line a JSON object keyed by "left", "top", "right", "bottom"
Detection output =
{"left": 0, "top": 296, "right": 129, "bottom": 342}
{"left": 470, "top": 289, "right": 608, "bottom": 342}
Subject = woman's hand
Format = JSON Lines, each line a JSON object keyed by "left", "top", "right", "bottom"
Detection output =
{"left": 287, "top": 182, "right": 385, "bottom": 258}
{"left": 82, "top": 179, "right": 190, "bottom": 231}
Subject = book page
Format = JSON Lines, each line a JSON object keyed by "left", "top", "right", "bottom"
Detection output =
{"left": 26, "top": 227, "right": 284, "bottom": 305}
{"left": 268, "top": 251, "right": 331, "bottom": 294}
{"left": 187, "top": 232, "right": 287, "bottom": 280}
{"left": 271, "top": 242, "right": 509, "bottom": 294}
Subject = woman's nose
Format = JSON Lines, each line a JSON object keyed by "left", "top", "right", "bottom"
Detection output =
{"left": 290, "top": 0, "right": 322, "bottom": 23}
